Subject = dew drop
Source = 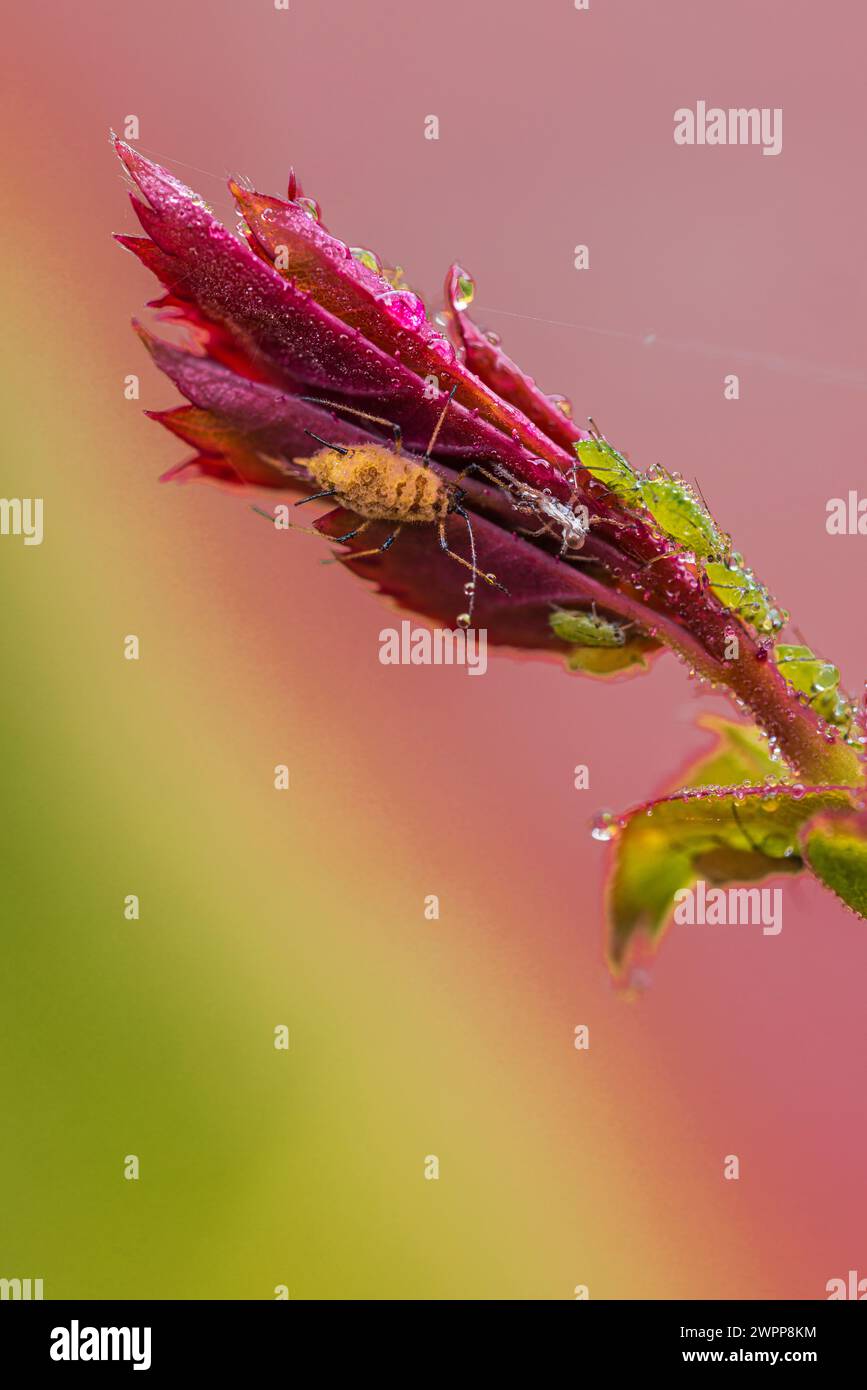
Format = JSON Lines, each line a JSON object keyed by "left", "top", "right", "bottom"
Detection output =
{"left": 591, "top": 811, "right": 621, "bottom": 843}
{"left": 812, "top": 663, "right": 839, "bottom": 693}
{"left": 429, "top": 333, "right": 456, "bottom": 363}
{"left": 350, "top": 245, "right": 383, "bottom": 274}
{"left": 295, "top": 196, "right": 321, "bottom": 222}
{"left": 377, "top": 289, "right": 426, "bottom": 331}
{"left": 450, "top": 266, "right": 475, "bottom": 312}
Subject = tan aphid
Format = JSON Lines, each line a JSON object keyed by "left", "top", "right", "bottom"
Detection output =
{"left": 255, "top": 387, "right": 506, "bottom": 626}
{"left": 302, "top": 442, "right": 449, "bottom": 525}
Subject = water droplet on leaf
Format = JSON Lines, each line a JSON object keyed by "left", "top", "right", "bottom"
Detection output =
{"left": 450, "top": 266, "right": 475, "bottom": 312}
{"left": 350, "top": 245, "right": 382, "bottom": 273}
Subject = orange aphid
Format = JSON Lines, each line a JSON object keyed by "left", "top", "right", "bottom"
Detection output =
{"left": 256, "top": 389, "right": 506, "bottom": 626}
{"left": 303, "top": 442, "right": 449, "bottom": 526}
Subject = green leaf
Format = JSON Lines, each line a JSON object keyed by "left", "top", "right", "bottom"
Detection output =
{"left": 801, "top": 811, "right": 867, "bottom": 919}
{"left": 604, "top": 717, "right": 858, "bottom": 969}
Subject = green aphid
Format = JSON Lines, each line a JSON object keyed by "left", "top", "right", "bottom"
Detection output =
{"left": 550, "top": 604, "right": 632, "bottom": 648}
{"left": 640, "top": 474, "right": 728, "bottom": 560}
{"left": 774, "top": 644, "right": 840, "bottom": 697}
{"left": 705, "top": 560, "right": 785, "bottom": 635}
{"left": 573, "top": 439, "right": 645, "bottom": 507}
{"left": 813, "top": 689, "right": 852, "bottom": 724}
{"left": 575, "top": 438, "right": 787, "bottom": 640}
{"left": 773, "top": 643, "right": 853, "bottom": 729}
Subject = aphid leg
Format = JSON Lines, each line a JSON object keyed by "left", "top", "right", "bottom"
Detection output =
{"left": 437, "top": 514, "right": 509, "bottom": 596}
{"left": 295, "top": 488, "right": 338, "bottom": 507}
{"left": 332, "top": 520, "right": 372, "bottom": 544}
{"left": 329, "top": 526, "right": 403, "bottom": 565}
{"left": 422, "top": 384, "right": 458, "bottom": 464}
{"left": 250, "top": 505, "right": 332, "bottom": 540}
{"left": 252, "top": 505, "right": 372, "bottom": 552}
{"left": 639, "top": 551, "right": 677, "bottom": 571}
{"left": 567, "top": 460, "right": 583, "bottom": 492}
{"left": 303, "top": 430, "right": 349, "bottom": 456}
{"left": 452, "top": 503, "right": 486, "bottom": 624}
{"left": 447, "top": 462, "right": 537, "bottom": 544}
{"left": 450, "top": 461, "right": 509, "bottom": 492}
{"left": 299, "top": 397, "right": 403, "bottom": 451}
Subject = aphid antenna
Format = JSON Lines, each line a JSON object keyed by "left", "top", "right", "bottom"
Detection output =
{"left": 299, "top": 396, "right": 403, "bottom": 450}
{"left": 422, "top": 384, "right": 459, "bottom": 464}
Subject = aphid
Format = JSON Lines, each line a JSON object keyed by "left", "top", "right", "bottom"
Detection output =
{"left": 575, "top": 430, "right": 730, "bottom": 560}
{"left": 549, "top": 603, "right": 632, "bottom": 648}
{"left": 505, "top": 474, "right": 593, "bottom": 557}
{"left": 254, "top": 388, "right": 505, "bottom": 627}
{"left": 577, "top": 423, "right": 787, "bottom": 638}
{"left": 455, "top": 457, "right": 596, "bottom": 559}
{"left": 573, "top": 432, "right": 645, "bottom": 508}
{"left": 576, "top": 422, "right": 726, "bottom": 556}
{"left": 640, "top": 469, "right": 730, "bottom": 561}
{"left": 772, "top": 643, "right": 853, "bottom": 729}
{"left": 704, "top": 559, "right": 785, "bottom": 635}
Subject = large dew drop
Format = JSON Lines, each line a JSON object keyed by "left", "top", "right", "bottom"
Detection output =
{"left": 377, "top": 289, "right": 426, "bottom": 332}
{"left": 548, "top": 393, "right": 573, "bottom": 418}
{"left": 350, "top": 245, "right": 383, "bottom": 274}
{"left": 450, "top": 266, "right": 475, "bottom": 313}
